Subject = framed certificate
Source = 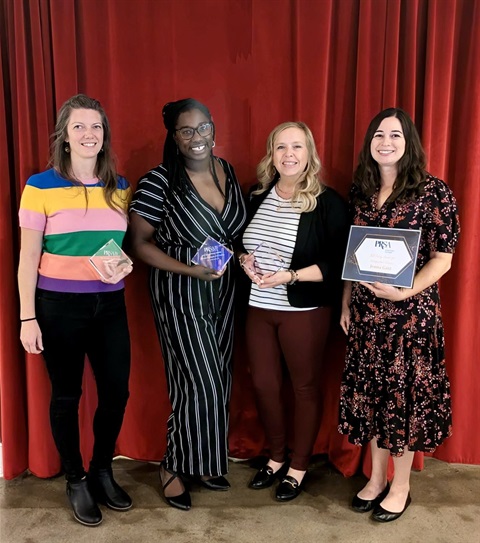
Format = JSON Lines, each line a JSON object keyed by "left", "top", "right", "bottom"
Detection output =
{"left": 341, "top": 226, "right": 421, "bottom": 288}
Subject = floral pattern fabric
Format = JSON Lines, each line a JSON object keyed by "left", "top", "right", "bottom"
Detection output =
{"left": 338, "top": 175, "right": 460, "bottom": 455}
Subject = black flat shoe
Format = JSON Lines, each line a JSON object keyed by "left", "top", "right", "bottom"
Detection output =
{"left": 351, "top": 483, "right": 390, "bottom": 512}
{"left": 198, "top": 475, "right": 230, "bottom": 491}
{"left": 249, "top": 464, "right": 286, "bottom": 490}
{"left": 160, "top": 464, "right": 191, "bottom": 511}
{"left": 249, "top": 466, "right": 276, "bottom": 489}
{"left": 88, "top": 467, "right": 132, "bottom": 511}
{"left": 275, "top": 475, "right": 303, "bottom": 502}
{"left": 372, "top": 494, "right": 411, "bottom": 522}
{"left": 66, "top": 479, "right": 102, "bottom": 526}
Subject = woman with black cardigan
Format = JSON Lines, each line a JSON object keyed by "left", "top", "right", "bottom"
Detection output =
{"left": 237, "top": 121, "right": 348, "bottom": 501}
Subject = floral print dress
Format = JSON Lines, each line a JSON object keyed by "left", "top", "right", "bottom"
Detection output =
{"left": 338, "top": 175, "right": 460, "bottom": 455}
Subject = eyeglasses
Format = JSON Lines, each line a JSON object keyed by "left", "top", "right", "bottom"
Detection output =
{"left": 175, "top": 122, "right": 213, "bottom": 140}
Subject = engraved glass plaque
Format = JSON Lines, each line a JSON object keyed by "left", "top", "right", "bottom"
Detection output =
{"left": 251, "top": 242, "right": 286, "bottom": 277}
{"left": 89, "top": 239, "right": 133, "bottom": 283}
{"left": 191, "top": 236, "right": 233, "bottom": 272}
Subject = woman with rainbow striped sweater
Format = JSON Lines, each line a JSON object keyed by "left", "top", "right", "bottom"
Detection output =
{"left": 18, "top": 94, "right": 132, "bottom": 526}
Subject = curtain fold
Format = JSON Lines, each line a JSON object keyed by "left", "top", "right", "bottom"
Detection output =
{"left": 1, "top": 0, "right": 478, "bottom": 480}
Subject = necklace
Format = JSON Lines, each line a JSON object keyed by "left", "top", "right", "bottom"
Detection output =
{"left": 274, "top": 189, "right": 293, "bottom": 212}
{"left": 276, "top": 184, "right": 294, "bottom": 197}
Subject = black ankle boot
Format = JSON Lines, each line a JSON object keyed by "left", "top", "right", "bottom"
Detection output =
{"left": 66, "top": 478, "right": 102, "bottom": 526}
{"left": 88, "top": 467, "right": 132, "bottom": 511}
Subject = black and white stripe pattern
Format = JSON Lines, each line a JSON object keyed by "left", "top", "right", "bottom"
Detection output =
{"left": 131, "top": 159, "right": 246, "bottom": 476}
{"left": 243, "top": 188, "right": 315, "bottom": 311}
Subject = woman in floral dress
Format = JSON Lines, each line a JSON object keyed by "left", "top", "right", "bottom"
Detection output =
{"left": 338, "top": 108, "right": 460, "bottom": 523}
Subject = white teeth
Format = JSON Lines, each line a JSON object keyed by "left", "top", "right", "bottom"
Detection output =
{"left": 82, "top": 143, "right": 96, "bottom": 147}
{"left": 191, "top": 145, "right": 206, "bottom": 151}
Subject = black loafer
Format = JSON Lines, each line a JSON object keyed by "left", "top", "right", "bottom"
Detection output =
{"left": 249, "top": 466, "right": 277, "bottom": 489}
{"left": 198, "top": 475, "right": 230, "bottom": 491}
{"left": 88, "top": 468, "right": 132, "bottom": 511}
{"left": 372, "top": 494, "right": 411, "bottom": 522}
{"left": 351, "top": 483, "right": 390, "bottom": 512}
{"left": 66, "top": 479, "right": 102, "bottom": 526}
{"left": 275, "top": 475, "right": 303, "bottom": 502}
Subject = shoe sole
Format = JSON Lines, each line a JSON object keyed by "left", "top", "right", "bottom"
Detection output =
{"left": 248, "top": 483, "right": 274, "bottom": 490}
{"left": 72, "top": 513, "right": 103, "bottom": 527}
{"left": 104, "top": 501, "right": 133, "bottom": 511}
{"left": 90, "top": 491, "right": 133, "bottom": 511}
{"left": 165, "top": 498, "right": 191, "bottom": 511}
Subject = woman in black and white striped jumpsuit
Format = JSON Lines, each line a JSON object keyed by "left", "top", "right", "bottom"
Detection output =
{"left": 129, "top": 99, "right": 246, "bottom": 510}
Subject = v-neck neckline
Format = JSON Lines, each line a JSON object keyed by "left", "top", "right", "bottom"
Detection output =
{"left": 186, "top": 158, "right": 228, "bottom": 216}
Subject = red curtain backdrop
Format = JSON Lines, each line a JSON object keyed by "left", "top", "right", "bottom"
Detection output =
{"left": 1, "top": 0, "right": 479, "bottom": 480}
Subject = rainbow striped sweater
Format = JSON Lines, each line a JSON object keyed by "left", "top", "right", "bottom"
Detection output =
{"left": 19, "top": 168, "right": 131, "bottom": 293}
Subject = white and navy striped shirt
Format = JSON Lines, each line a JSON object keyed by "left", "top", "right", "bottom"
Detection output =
{"left": 243, "top": 187, "right": 316, "bottom": 311}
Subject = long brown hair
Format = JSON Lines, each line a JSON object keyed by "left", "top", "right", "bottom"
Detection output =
{"left": 49, "top": 94, "right": 128, "bottom": 213}
{"left": 352, "top": 107, "right": 427, "bottom": 205}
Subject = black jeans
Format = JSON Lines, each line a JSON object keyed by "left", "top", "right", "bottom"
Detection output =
{"left": 36, "top": 288, "right": 131, "bottom": 481}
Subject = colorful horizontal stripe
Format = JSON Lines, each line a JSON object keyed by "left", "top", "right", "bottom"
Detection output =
{"left": 43, "top": 230, "right": 124, "bottom": 256}
{"left": 20, "top": 184, "right": 130, "bottom": 213}
{"left": 37, "top": 275, "right": 124, "bottom": 293}
{"left": 19, "top": 169, "right": 130, "bottom": 294}
{"left": 39, "top": 253, "right": 106, "bottom": 281}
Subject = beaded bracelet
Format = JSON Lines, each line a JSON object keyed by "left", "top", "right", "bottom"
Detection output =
{"left": 20, "top": 317, "right": 37, "bottom": 323}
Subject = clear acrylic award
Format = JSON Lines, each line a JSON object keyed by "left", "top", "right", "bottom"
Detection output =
{"left": 191, "top": 236, "right": 233, "bottom": 272}
{"left": 89, "top": 239, "right": 133, "bottom": 283}
{"left": 251, "top": 242, "right": 286, "bottom": 277}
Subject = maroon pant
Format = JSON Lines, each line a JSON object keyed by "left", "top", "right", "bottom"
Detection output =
{"left": 245, "top": 306, "right": 331, "bottom": 471}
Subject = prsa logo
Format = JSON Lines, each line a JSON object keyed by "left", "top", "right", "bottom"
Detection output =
{"left": 375, "top": 240, "right": 391, "bottom": 250}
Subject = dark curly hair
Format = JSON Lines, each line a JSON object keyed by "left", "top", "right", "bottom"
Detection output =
{"left": 351, "top": 107, "right": 427, "bottom": 206}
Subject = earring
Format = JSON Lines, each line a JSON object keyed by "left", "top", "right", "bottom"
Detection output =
{"left": 64, "top": 143, "right": 70, "bottom": 153}
{"left": 212, "top": 141, "right": 216, "bottom": 148}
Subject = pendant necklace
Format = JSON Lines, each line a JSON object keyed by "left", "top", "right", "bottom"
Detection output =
{"left": 274, "top": 185, "right": 293, "bottom": 212}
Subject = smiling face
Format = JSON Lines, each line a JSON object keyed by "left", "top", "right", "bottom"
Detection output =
{"left": 370, "top": 116, "right": 406, "bottom": 170}
{"left": 65, "top": 108, "right": 104, "bottom": 162}
{"left": 272, "top": 127, "right": 309, "bottom": 181}
{"left": 174, "top": 108, "right": 214, "bottom": 161}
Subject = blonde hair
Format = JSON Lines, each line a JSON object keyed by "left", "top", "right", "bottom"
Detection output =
{"left": 254, "top": 121, "right": 324, "bottom": 212}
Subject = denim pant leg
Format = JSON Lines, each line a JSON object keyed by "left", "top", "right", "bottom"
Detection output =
{"left": 36, "top": 290, "right": 92, "bottom": 480}
{"left": 86, "top": 290, "right": 131, "bottom": 470}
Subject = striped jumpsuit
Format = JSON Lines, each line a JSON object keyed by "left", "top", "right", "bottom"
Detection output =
{"left": 130, "top": 158, "right": 246, "bottom": 476}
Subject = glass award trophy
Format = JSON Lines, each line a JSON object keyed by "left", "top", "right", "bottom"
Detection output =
{"left": 191, "top": 236, "right": 233, "bottom": 272}
{"left": 89, "top": 239, "right": 133, "bottom": 283}
{"left": 251, "top": 242, "right": 286, "bottom": 277}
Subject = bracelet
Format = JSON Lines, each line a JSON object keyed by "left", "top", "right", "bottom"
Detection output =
{"left": 287, "top": 269, "right": 299, "bottom": 285}
{"left": 20, "top": 317, "right": 37, "bottom": 323}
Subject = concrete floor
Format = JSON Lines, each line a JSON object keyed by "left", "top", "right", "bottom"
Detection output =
{"left": 1, "top": 456, "right": 478, "bottom": 543}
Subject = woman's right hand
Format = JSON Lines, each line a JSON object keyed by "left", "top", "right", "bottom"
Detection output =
{"left": 239, "top": 253, "right": 263, "bottom": 286}
{"left": 340, "top": 306, "right": 351, "bottom": 335}
{"left": 20, "top": 320, "right": 43, "bottom": 354}
{"left": 189, "top": 264, "right": 225, "bottom": 282}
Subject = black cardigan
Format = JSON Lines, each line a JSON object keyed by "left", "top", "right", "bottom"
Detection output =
{"left": 239, "top": 183, "right": 349, "bottom": 308}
